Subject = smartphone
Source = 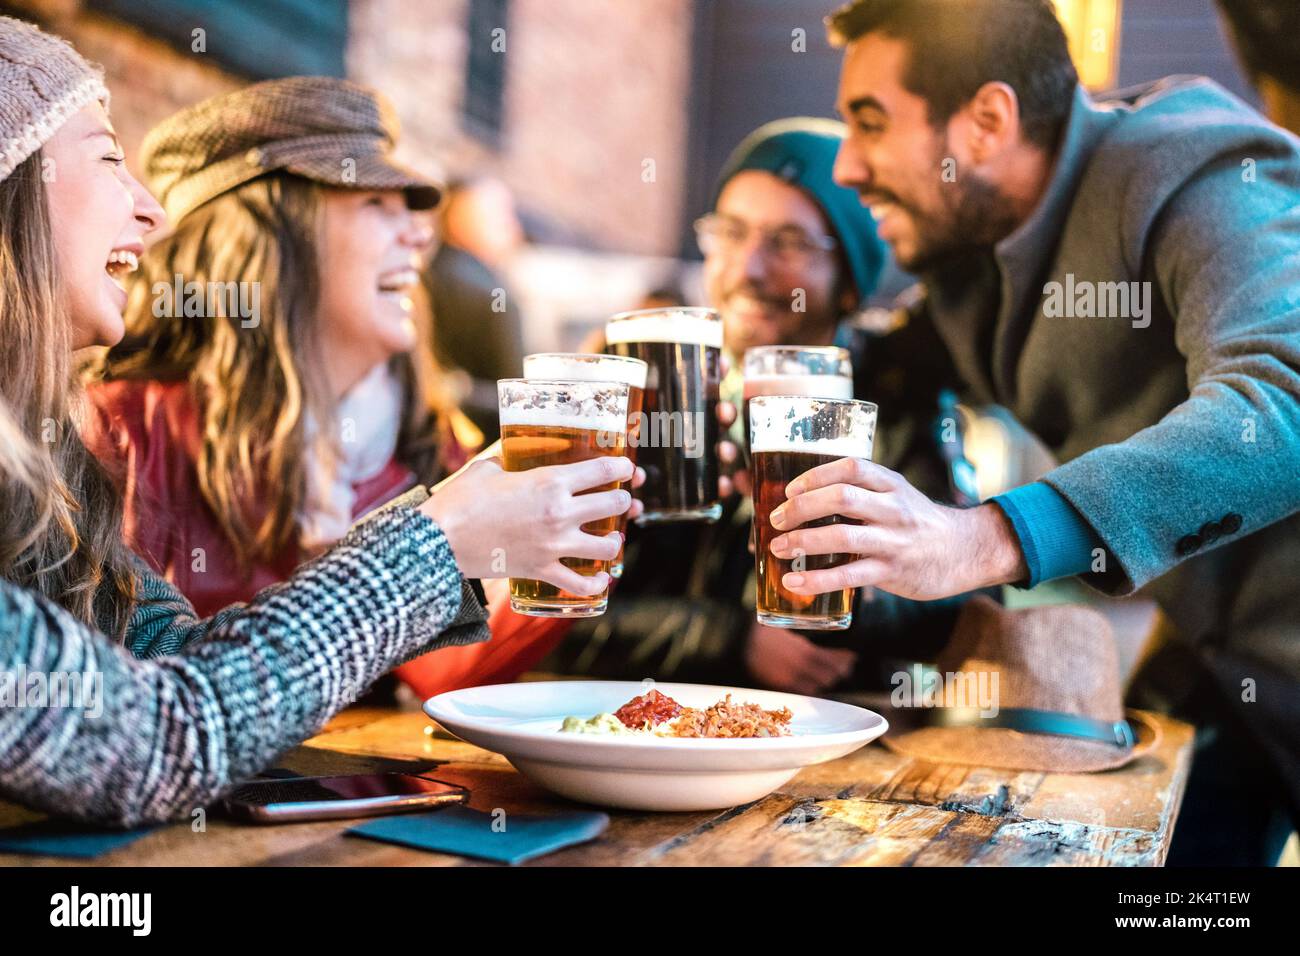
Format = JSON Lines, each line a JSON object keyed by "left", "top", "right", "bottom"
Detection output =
{"left": 220, "top": 773, "right": 469, "bottom": 823}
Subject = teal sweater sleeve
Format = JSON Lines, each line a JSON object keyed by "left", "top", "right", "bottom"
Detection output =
{"left": 991, "top": 481, "right": 1104, "bottom": 588}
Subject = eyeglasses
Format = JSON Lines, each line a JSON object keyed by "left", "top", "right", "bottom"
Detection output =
{"left": 694, "top": 214, "right": 837, "bottom": 269}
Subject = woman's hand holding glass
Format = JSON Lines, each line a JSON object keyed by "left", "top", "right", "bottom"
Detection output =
{"left": 420, "top": 456, "right": 644, "bottom": 595}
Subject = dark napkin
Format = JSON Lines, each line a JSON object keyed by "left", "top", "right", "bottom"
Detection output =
{"left": 0, "top": 820, "right": 157, "bottom": 859}
{"left": 347, "top": 805, "right": 609, "bottom": 864}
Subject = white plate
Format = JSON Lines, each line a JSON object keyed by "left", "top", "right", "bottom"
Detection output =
{"left": 423, "top": 680, "right": 888, "bottom": 811}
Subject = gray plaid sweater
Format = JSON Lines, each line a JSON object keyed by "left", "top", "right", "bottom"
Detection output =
{"left": 0, "top": 499, "right": 488, "bottom": 827}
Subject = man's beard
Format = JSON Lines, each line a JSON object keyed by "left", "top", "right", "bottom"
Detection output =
{"left": 900, "top": 146, "right": 1024, "bottom": 274}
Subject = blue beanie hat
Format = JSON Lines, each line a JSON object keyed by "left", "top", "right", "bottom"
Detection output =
{"left": 712, "top": 117, "right": 886, "bottom": 307}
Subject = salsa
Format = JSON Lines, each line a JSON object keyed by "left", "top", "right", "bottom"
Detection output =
{"left": 613, "top": 689, "right": 683, "bottom": 730}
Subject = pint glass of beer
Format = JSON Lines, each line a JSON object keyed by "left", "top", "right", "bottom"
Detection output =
{"left": 741, "top": 346, "right": 853, "bottom": 462}
{"left": 522, "top": 352, "right": 648, "bottom": 577}
{"left": 750, "top": 395, "right": 877, "bottom": 630}
{"left": 498, "top": 378, "right": 630, "bottom": 617}
{"left": 605, "top": 307, "right": 722, "bottom": 524}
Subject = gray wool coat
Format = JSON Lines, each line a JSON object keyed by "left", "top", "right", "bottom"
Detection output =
{"left": 898, "top": 77, "right": 1300, "bottom": 809}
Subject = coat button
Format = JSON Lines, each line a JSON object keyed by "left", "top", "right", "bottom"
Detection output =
{"left": 1199, "top": 521, "right": 1222, "bottom": 543}
{"left": 1220, "top": 513, "right": 1243, "bottom": 535}
{"left": 1176, "top": 533, "right": 1202, "bottom": 556}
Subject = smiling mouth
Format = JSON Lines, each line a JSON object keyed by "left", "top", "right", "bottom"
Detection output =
{"left": 866, "top": 199, "right": 897, "bottom": 219}
{"left": 863, "top": 194, "right": 907, "bottom": 224}
{"left": 105, "top": 249, "right": 140, "bottom": 291}
{"left": 729, "top": 294, "right": 787, "bottom": 319}
{"left": 377, "top": 268, "right": 420, "bottom": 294}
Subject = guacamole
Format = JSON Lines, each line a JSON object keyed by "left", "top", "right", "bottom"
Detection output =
{"left": 560, "top": 712, "right": 633, "bottom": 735}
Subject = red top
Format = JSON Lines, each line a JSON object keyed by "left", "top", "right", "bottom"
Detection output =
{"left": 82, "top": 379, "right": 571, "bottom": 694}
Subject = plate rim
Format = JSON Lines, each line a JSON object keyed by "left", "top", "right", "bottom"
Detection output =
{"left": 423, "top": 679, "right": 889, "bottom": 753}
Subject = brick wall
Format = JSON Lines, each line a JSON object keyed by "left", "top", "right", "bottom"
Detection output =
{"left": 346, "top": 0, "right": 470, "bottom": 186}
{"left": 8, "top": 0, "right": 697, "bottom": 257}
{"left": 349, "top": 0, "right": 696, "bottom": 256}
{"left": 498, "top": 0, "right": 694, "bottom": 256}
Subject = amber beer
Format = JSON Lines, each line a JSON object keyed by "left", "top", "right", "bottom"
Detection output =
{"left": 750, "top": 395, "right": 877, "bottom": 630}
{"left": 522, "top": 353, "right": 647, "bottom": 577}
{"left": 605, "top": 307, "right": 722, "bottom": 523}
{"left": 498, "top": 378, "right": 630, "bottom": 617}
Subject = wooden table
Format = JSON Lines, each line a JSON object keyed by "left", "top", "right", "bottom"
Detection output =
{"left": 0, "top": 705, "right": 1194, "bottom": 867}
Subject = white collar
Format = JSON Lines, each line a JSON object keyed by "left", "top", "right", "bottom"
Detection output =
{"left": 298, "top": 363, "right": 404, "bottom": 551}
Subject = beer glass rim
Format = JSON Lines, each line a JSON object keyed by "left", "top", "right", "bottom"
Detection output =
{"left": 497, "top": 377, "right": 631, "bottom": 392}
{"left": 607, "top": 306, "right": 720, "bottom": 324}
{"left": 522, "top": 353, "right": 649, "bottom": 388}
{"left": 523, "top": 352, "right": 649, "bottom": 369}
{"left": 743, "top": 345, "right": 851, "bottom": 361}
{"left": 748, "top": 394, "right": 878, "bottom": 415}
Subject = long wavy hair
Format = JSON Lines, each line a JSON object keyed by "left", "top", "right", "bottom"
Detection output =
{"left": 0, "top": 151, "right": 139, "bottom": 638}
{"left": 94, "top": 173, "right": 457, "bottom": 568}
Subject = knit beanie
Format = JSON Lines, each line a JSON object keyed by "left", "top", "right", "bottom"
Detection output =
{"left": 713, "top": 117, "right": 886, "bottom": 307}
{"left": 0, "top": 15, "right": 109, "bottom": 182}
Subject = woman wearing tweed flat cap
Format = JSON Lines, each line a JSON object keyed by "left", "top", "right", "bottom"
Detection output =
{"left": 0, "top": 17, "right": 636, "bottom": 826}
{"left": 82, "top": 77, "right": 584, "bottom": 698}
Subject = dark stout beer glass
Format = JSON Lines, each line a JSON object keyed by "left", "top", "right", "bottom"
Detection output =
{"left": 498, "top": 378, "right": 629, "bottom": 617}
{"left": 605, "top": 307, "right": 722, "bottom": 524}
{"left": 522, "top": 353, "right": 647, "bottom": 577}
{"left": 750, "top": 395, "right": 876, "bottom": 630}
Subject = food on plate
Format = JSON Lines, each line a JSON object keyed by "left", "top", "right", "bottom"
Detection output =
{"left": 614, "top": 688, "right": 683, "bottom": 728}
{"left": 670, "top": 696, "right": 794, "bottom": 738}
{"left": 560, "top": 712, "right": 634, "bottom": 735}
{"left": 560, "top": 689, "right": 793, "bottom": 738}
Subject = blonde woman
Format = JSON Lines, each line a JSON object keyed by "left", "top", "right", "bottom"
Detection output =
{"left": 86, "top": 78, "right": 474, "bottom": 614}
{"left": 0, "top": 16, "right": 632, "bottom": 826}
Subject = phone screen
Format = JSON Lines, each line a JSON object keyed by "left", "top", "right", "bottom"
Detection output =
{"left": 222, "top": 773, "right": 467, "bottom": 822}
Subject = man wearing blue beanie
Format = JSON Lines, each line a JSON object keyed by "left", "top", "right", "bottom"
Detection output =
{"left": 702, "top": 117, "right": 887, "bottom": 354}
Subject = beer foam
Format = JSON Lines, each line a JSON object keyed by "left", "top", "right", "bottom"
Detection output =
{"left": 750, "top": 434, "right": 871, "bottom": 457}
{"left": 743, "top": 374, "right": 854, "bottom": 400}
{"left": 605, "top": 311, "right": 723, "bottom": 348}
{"left": 524, "top": 354, "right": 647, "bottom": 388}
{"left": 499, "top": 405, "right": 627, "bottom": 432}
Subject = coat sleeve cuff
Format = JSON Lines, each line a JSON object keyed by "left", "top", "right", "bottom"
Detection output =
{"left": 991, "top": 482, "right": 1103, "bottom": 588}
